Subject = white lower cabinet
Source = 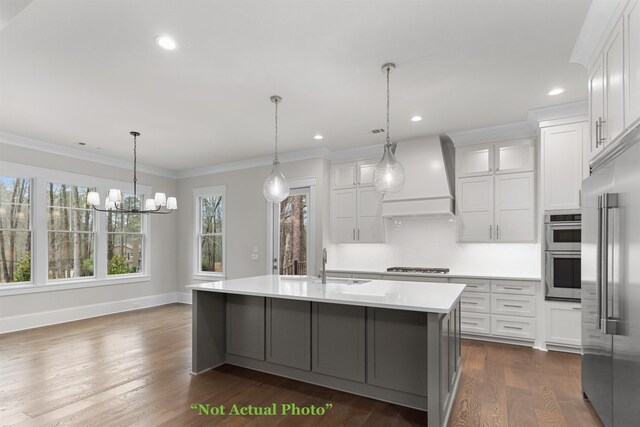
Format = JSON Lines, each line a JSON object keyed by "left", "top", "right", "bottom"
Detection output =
{"left": 491, "top": 315, "right": 536, "bottom": 340}
{"left": 460, "top": 292, "right": 491, "bottom": 313}
{"left": 491, "top": 294, "right": 536, "bottom": 317}
{"left": 545, "top": 301, "right": 581, "bottom": 349}
{"left": 460, "top": 313, "right": 491, "bottom": 335}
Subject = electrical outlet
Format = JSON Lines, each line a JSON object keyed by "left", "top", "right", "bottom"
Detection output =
{"left": 250, "top": 253, "right": 259, "bottom": 261}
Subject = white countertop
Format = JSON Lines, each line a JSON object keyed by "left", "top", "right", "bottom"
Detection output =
{"left": 187, "top": 275, "right": 465, "bottom": 314}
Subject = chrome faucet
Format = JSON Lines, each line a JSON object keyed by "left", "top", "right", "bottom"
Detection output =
{"left": 321, "top": 248, "right": 327, "bottom": 284}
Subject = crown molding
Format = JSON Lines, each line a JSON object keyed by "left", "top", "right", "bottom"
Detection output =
{"left": 0, "top": 132, "right": 179, "bottom": 179}
{"left": 527, "top": 101, "right": 588, "bottom": 126}
{"left": 447, "top": 121, "right": 536, "bottom": 147}
{"left": 570, "top": 0, "right": 628, "bottom": 69}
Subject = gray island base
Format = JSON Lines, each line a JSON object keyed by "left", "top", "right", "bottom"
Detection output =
{"left": 189, "top": 275, "right": 464, "bottom": 427}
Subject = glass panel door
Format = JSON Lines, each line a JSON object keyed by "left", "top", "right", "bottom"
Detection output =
{"left": 277, "top": 188, "right": 309, "bottom": 276}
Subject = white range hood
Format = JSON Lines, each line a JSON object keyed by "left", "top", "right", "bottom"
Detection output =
{"left": 382, "top": 135, "right": 455, "bottom": 217}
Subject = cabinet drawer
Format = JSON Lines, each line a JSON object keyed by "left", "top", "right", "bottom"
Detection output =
{"left": 491, "top": 294, "right": 536, "bottom": 317}
{"left": 491, "top": 315, "right": 536, "bottom": 340}
{"left": 491, "top": 280, "right": 536, "bottom": 295}
{"left": 456, "top": 278, "right": 490, "bottom": 293}
{"left": 460, "top": 292, "right": 490, "bottom": 313}
{"left": 460, "top": 313, "right": 490, "bottom": 335}
{"left": 350, "top": 273, "right": 382, "bottom": 280}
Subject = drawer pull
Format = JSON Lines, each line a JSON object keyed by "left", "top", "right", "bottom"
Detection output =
{"left": 589, "top": 334, "right": 600, "bottom": 339}
{"left": 572, "top": 307, "right": 581, "bottom": 310}
{"left": 503, "top": 325, "right": 523, "bottom": 330}
{"left": 503, "top": 304, "right": 523, "bottom": 308}
{"left": 504, "top": 286, "right": 523, "bottom": 290}
{"left": 467, "top": 285, "right": 478, "bottom": 288}
{"left": 462, "top": 301, "right": 479, "bottom": 305}
{"left": 462, "top": 321, "right": 479, "bottom": 325}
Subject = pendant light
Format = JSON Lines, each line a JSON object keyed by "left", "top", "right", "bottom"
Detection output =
{"left": 373, "top": 63, "right": 406, "bottom": 194}
{"left": 263, "top": 95, "right": 290, "bottom": 203}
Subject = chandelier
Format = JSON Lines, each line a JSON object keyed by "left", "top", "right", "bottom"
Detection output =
{"left": 373, "top": 63, "right": 406, "bottom": 194}
{"left": 87, "top": 131, "right": 177, "bottom": 214}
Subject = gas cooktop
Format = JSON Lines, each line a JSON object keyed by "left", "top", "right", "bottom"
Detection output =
{"left": 386, "top": 267, "right": 450, "bottom": 274}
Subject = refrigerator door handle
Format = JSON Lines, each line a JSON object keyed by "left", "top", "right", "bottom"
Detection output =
{"left": 596, "top": 195, "right": 603, "bottom": 330}
{"left": 600, "top": 192, "right": 619, "bottom": 335}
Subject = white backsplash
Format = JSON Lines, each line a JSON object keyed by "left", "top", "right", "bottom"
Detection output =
{"left": 327, "top": 217, "right": 541, "bottom": 278}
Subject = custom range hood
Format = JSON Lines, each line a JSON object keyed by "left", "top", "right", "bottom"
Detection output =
{"left": 381, "top": 135, "right": 455, "bottom": 217}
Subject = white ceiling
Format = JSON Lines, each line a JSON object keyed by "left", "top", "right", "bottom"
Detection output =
{"left": 0, "top": 0, "right": 591, "bottom": 172}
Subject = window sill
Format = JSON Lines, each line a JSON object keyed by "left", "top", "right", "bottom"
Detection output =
{"left": 192, "top": 273, "right": 226, "bottom": 282}
{"left": 0, "top": 275, "right": 151, "bottom": 296}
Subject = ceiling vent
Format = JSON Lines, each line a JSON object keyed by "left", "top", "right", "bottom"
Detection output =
{"left": 369, "top": 128, "right": 385, "bottom": 134}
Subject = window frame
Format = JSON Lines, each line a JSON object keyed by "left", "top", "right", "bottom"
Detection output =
{"left": 0, "top": 161, "right": 152, "bottom": 295}
{"left": 0, "top": 176, "right": 33, "bottom": 284}
{"left": 193, "top": 185, "right": 226, "bottom": 280}
{"left": 105, "top": 192, "right": 146, "bottom": 277}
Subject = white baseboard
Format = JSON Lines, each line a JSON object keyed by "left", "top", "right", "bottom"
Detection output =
{"left": 176, "top": 292, "right": 192, "bottom": 304}
{"left": 0, "top": 292, "right": 181, "bottom": 334}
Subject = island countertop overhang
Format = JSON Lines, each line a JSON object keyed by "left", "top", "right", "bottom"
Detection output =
{"left": 187, "top": 275, "right": 465, "bottom": 314}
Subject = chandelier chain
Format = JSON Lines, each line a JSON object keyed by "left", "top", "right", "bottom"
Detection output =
{"left": 274, "top": 98, "right": 279, "bottom": 163}
{"left": 386, "top": 66, "right": 391, "bottom": 145}
{"left": 133, "top": 132, "right": 137, "bottom": 201}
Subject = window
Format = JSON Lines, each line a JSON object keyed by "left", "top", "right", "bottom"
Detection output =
{"left": 195, "top": 186, "right": 225, "bottom": 276}
{"left": 47, "top": 182, "right": 95, "bottom": 280}
{"left": 0, "top": 176, "right": 31, "bottom": 283}
{"left": 107, "top": 193, "right": 144, "bottom": 275}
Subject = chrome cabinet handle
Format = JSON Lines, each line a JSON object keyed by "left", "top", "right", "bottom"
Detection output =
{"left": 595, "top": 120, "right": 601, "bottom": 147}
{"left": 462, "top": 321, "right": 479, "bottom": 326}
{"left": 599, "top": 118, "right": 607, "bottom": 143}
{"left": 462, "top": 301, "right": 478, "bottom": 305}
{"left": 504, "top": 286, "right": 522, "bottom": 290}
{"left": 572, "top": 307, "right": 582, "bottom": 310}
{"left": 357, "top": 229, "right": 360, "bottom": 240}
{"left": 496, "top": 224, "right": 500, "bottom": 240}
{"left": 504, "top": 325, "right": 523, "bottom": 330}
{"left": 489, "top": 225, "right": 492, "bottom": 239}
{"left": 504, "top": 304, "right": 523, "bottom": 308}
{"left": 352, "top": 228, "right": 355, "bottom": 240}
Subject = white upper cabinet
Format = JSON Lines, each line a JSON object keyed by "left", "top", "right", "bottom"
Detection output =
{"left": 542, "top": 122, "right": 586, "bottom": 211}
{"left": 604, "top": 19, "right": 625, "bottom": 145}
{"left": 494, "top": 172, "right": 535, "bottom": 242}
{"left": 457, "top": 176, "right": 494, "bottom": 242}
{"left": 356, "top": 159, "right": 377, "bottom": 187}
{"left": 626, "top": 0, "right": 640, "bottom": 128}
{"left": 356, "top": 187, "right": 384, "bottom": 242}
{"left": 494, "top": 139, "right": 535, "bottom": 174}
{"left": 456, "top": 144, "right": 493, "bottom": 177}
{"left": 330, "top": 161, "right": 384, "bottom": 243}
{"left": 331, "top": 163, "right": 357, "bottom": 189}
{"left": 588, "top": 56, "right": 606, "bottom": 160}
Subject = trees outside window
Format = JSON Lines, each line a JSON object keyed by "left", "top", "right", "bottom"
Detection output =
{"left": 278, "top": 193, "right": 308, "bottom": 275}
{"left": 196, "top": 188, "right": 225, "bottom": 275}
{"left": 47, "top": 182, "right": 95, "bottom": 280}
{"left": 107, "top": 193, "right": 143, "bottom": 275}
{"left": 0, "top": 176, "right": 31, "bottom": 283}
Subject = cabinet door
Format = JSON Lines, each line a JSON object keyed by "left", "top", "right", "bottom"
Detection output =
{"left": 312, "top": 303, "right": 365, "bottom": 382}
{"left": 266, "top": 298, "right": 311, "bottom": 370}
{"left": 357, "top": 159, "right": 378, "bottom": 187}
{"left": 366, "top": 308, "right": 428, "bottom": 396}
{"left": 589, "top": 56, "right": 606, "bottom": 159}
{"left": 456, "top": 144, "right": 494, "bottom": 177}
{"left": 356, "top": 187, "right": 384, "bottom": 243}
{"left": 604, "top": 19, "right": 625, "bottom": 145}
{"left": 545, "top": 302, "right": 581, "bottom": 347}
{"left": 331, "top": 163, "right": 357, "bottom": 189}
{"left": 626, "top": 0, "right": 640, "bottom": 127}
{"left": 330, "top": 189, "right": 357, "bottom": 242}
{"left": 456, "top": 176, "right": 494, "bottom": 242}
{"left": 542, "top": 123, "right": 583, "bottom": 211}
{"left": 494, "top": 139, "right": 534, "bottom": 174}
{"left": 226, "top": 295, "right": 265, "bottom": 360}
{"left": 494, "top": 172, "right": 535, "bottom": 242}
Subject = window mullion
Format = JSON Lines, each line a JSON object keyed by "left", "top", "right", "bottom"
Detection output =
{"left": 33, "top": 177, "right": 48, "bottom": 286}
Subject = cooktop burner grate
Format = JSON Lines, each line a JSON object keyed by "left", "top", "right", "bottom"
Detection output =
{"left": 386, "top": 267, "right": 450, "bottom": 274}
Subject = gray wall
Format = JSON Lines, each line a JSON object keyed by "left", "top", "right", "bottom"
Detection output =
{"left": 0, "top": 142, "right": 179, "bottom": 317}
{"left": 177, "top": 157, "right": 329, "bottom": 292}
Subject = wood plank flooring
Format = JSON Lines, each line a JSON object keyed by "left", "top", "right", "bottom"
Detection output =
{"left": 0, "top": 304, "right": 603, "bottom": 426}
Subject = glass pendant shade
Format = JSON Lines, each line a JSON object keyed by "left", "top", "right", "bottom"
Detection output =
{"left": 263, "top": 161, "right": 290, "bottom": 203}
{"left": 87, "top": 191, "right": 100, "bottom": 206}
{"left": 154, "top": 192, "right": 167, "bottom": 206}
{"left": 373, "top": 144, "right": 406, "bottom": 194}
{"left": 166, "top": 197, "right": 177, "bottom": 210}
{"left": 144, "top": 199, "right": 157, "bottom": 210}
{"left": 108, "top": 189, "right": 122, "bottom": 203}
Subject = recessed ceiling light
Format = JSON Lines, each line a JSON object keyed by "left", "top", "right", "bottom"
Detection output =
{"left": 548, "top": 88, "right": 565, "bottom": 96}
{"left": 154, "top": 35, "right": 177, "bottom": 50}
{"left": 411, "top": 115, "right": 423, "bottom": 122}
{"left": 77, "top": 142, "right": 86, "bottom": 146}
{"left": 313, "top": 134, "right": 324, "bottom": 140}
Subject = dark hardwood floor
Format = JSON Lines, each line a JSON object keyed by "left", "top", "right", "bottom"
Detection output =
{"left": 0, "top": 304, "right": 603, "bottom": 426}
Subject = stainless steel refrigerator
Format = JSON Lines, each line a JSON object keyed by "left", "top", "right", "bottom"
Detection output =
{"left": 582, "top": 130, "right": 640, "bottom": 427}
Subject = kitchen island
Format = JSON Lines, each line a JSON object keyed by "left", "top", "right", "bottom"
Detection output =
{"left": 188, "top": 275, "right": 464, "bottom": 427}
